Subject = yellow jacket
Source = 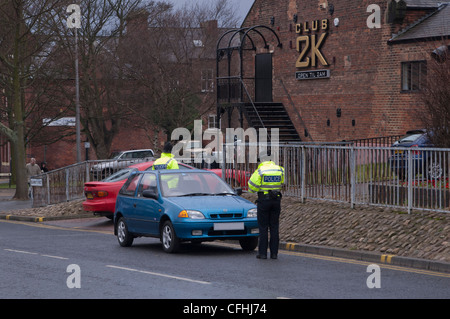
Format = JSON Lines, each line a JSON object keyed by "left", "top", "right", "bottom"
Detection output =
{"left": 152, "top": 153, "right": 179, "bottom": 170}
{"left": 248, "top": 161, "right": 284, "bottom": 194}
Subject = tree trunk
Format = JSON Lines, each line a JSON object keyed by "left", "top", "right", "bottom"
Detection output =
{"left": 12, "top": 10, "right": 28, "bottom": 200}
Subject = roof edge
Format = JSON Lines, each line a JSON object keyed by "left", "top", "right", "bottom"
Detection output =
{"left": 388, "top": 3, "right": 448, "bottom": 43}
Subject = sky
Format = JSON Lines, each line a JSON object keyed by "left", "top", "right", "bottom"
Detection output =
{"left": 169, "top": 0, "right": 255, "bottom": 25}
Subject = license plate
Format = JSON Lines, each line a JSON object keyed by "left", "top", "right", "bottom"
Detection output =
{"left": 214, "top": 222, "right": 244, "bottom": 231}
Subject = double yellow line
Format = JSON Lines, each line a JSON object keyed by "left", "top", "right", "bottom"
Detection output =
{"left": 283, "top": 249, "right": 450, "bottom": 278}
{"left": 0, "top": 218, "right": 113, "bottom": 235}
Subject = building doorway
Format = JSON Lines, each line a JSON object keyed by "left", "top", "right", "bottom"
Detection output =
{"left": 255, "top": 53, "right": 273, "bottom": 102}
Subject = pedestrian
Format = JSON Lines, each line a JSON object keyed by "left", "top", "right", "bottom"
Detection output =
{"left": 41, "top": 162, "right": 49, "bottom": 173}
{"left": 248, "top": 153, "right": 284, "bottom": 259}
{"left": 26, "top": 158, "right": 42, "bottom": 182}
{"left": 152, "top": 142, "right": 179, "bottom": 170}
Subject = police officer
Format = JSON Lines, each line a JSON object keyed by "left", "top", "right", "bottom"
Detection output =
{"left": 152, "top": 142, "right": 179, "bottom": 170}
{"left": 248, "top": 154, "right": 284, "bottom": 259}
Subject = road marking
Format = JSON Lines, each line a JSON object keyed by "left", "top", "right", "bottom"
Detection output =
{"left": 106, "top": 265, "right": 210, "bottom": 285}
{"left": 282, "top": 250, "right": 450, "bottom": 278}
{"left": 0, "top": 219, "right": 113, "bottom": 235}
{"left": 381, "top": 254, "right": 394, "bottom": 263}
{"left": 41, "top": 254, "right": 69, "bottom": 260}
{"left": 4, "top": 249, "right": 69, "bottom": 260}
{"left": 2, "top": 219, "right": 448, "bottom": 278}
{"left": 4, "top": 249, "right": 38, "bottom": 255}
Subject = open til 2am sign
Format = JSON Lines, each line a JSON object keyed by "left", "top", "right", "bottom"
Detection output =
{"left": 296, "top": 69, "right": 330, "bottom": 80}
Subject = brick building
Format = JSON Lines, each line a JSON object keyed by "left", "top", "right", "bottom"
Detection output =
{"left": 219, "top": 0, "right": 449, "bottom": 142}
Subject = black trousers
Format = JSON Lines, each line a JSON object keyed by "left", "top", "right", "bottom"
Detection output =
{"left": 257, "top": 197, "right": 281, "bottom": 256}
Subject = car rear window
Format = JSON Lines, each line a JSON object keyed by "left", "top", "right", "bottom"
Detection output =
{"left": 103, "top": 168, "right": 137, "bottom": 182}
{"left": 397, "top": 133, "right": 423, "bottom": 144}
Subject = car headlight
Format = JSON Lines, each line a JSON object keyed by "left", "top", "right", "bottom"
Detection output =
{"left": 247, "top": 208, "right": 257, "bottom": 218}
{"left": 178, "top": 210, "right": 205, "bottom": 219}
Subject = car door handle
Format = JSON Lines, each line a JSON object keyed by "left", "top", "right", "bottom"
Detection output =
{"left": 133, "top": 203, "right": 136, "bottom": 208}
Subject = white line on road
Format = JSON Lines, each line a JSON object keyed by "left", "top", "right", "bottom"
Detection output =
{"left": 4, "top": 249, "right": 38, "bottom": 255}
{"left": 106, "top": 265, "right": 210, "bottom": 285}
{"left": 41, "top": 254, "right": 69, "bottom": 260}
{"left": 4, "top": 249, "right": 68, "bottom": 260}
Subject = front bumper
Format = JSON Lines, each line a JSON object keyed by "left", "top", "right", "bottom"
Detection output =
{"left": 173, "top": 219, "right": 259, "bottom": 241}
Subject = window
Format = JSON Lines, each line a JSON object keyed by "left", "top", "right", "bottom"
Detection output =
{"left": 201, "top": 69, "right": 214, "bottom": 93}
{"left": 119, "top": 174, "right": 140, "bottom": 196}
{"left": 208, "top": 114, "right": 219, "bottom": 129}
{"left": 133, "top": 150, "right": 154, "bottom": 158}
{"left": 137, "top": 173, "right": 157, "bottom": 197}
{"left": 401, "top": 61, "right": 427, "bottom": 91}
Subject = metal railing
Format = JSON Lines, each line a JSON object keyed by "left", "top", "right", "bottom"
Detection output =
{"left": 30, "top": 158, "right": 154, "bottom": 207}
{"left": 31, "top": 144, "right": 450, "bottom": 214}
{"left": 222, "top": 143, "right": 450, "bottom": 214}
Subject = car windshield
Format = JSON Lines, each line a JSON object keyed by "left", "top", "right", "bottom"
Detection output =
{"left": 103, "top": 168, "right": 137, "bottom": 182}
{"left": 109, "top": 152, "right": 123, "bottom": 160}
{"left": 159, "top": 171, "right": 235, "bottom": 197}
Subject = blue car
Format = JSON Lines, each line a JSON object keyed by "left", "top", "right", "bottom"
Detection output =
{"left": 113, "top": 169, "right": 259, "bottom": 253}
{"left": 389, "top": 129, "right": 444, "bottom": 180}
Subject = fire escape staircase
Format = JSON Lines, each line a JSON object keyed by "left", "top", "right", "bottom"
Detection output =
{"left": 242, "top": 102, "right": 301, "bottom": 143}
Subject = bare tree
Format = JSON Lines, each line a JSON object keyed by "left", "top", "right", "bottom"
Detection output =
{"left": 0, "top": 0, "right": 66, "bottom": 199}
{"left": 48, "top": 0, "right": 151, "bottom": 159}
{"left": 122, "top": 0, "right": 238, "bottom": 149}
{"left": 420, "top": 44, "right": 450, "bottom": 147}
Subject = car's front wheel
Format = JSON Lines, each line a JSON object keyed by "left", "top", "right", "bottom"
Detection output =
{"left": 239, "top": 237, "right": 258, "bottom": 251}
{"left": 117, "top": 217, "right": 134, "bottom": 247}
{"left": 161, "top": 221, "right": 180, "bottom": 253}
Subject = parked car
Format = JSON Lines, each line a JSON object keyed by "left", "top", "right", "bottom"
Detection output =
{"left": 389, "top": 129, "right": 444, "bottom": 180}
{"left": 90, "top": 149, "right": 155, "bottom": 179}
{"left": 208, "top": 168, "right": 251, "bottom": 191}
{"left": 113, "top": 169, "right": 259, "bottom": 253}
{"left": 83, "top": 161, "right": 195, "bottom": 219}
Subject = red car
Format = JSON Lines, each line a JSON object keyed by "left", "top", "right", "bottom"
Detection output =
{"left": 83, "top": 161, "right": 195, "bottom": 218}
{"left": 208, "top": 168, "right": 251, "bottom": 191}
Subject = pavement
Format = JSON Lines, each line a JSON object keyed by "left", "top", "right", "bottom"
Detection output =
{"left": 0, "top": 187, "right": 32, "bottom": 211}
{"left": 0, "top": 186, "right": 449, "bottom": 274}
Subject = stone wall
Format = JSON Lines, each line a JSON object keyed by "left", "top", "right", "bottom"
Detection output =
{"left": 243, "top": 192, "right": 450, "bottom": 262}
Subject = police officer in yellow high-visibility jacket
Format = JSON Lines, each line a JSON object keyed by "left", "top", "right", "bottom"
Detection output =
{"left": 153, "top": 142, "right": 179, "bottom": 190}
{"left": 248, "top": 155, "right": 284, "bottom": 259}
{"left": 152, "top": 142, "right": 179, "bottom": 170}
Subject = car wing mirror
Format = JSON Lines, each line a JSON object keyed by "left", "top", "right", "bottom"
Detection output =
{"left": 234, "top": 187, "right": 242, "bottom": 196}
{"left": 142, "top": 187, "right": 159, "bottom": 200}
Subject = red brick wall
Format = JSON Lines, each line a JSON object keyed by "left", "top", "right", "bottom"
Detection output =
{"left": 242, "top": 0, "right": 449, "bottom": 142}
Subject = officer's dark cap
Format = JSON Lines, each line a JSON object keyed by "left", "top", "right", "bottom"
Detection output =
{"left": 163, "top": 142, "right": 173, "bottom": 153}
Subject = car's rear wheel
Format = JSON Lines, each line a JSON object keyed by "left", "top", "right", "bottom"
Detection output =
{"left": 239, "top": 237, "right": 258, "bottom": 251}
{"left": 117, "top": 217, "right": 134, "bottom": 247}
{"left": 427, "top": 161, "right": 443, "bottom": 180}
{"left": 161, "top": 221, "right": 180, "bottom": 253}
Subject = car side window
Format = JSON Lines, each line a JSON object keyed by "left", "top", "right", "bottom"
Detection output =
{"left": 121, "top": 152, "right": 133, "bottom": 159}
{"left": 120, "top": 174, "right": 141, "bottom": 196}
{"left": 137, "top": 173, "right": 157, "bottom": 196}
